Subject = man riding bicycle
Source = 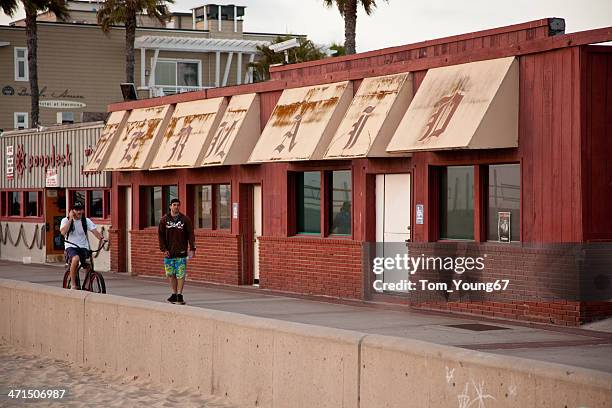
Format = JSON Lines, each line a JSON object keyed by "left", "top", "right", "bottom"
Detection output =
{"left": 59, "top": 201, "right": 107, "bottom": 289}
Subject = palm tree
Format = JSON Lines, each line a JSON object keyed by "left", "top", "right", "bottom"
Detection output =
{"left": 323, "top": 0, "right": 387, "bottom": 55}
{"left": 97, "top": 0, "right": 173, "bottom": 84}
{"left": 1, "top": 0, "right": 69, "bottom": 127}
{"left": 249, "top": 36, "right": 326, "bottom": 82}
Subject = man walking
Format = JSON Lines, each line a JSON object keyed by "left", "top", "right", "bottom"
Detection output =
{"left": 60, "top": 201, "right": 107, "bottom": 289}
{"left": 158, "top": 198, "right": 196, "bottom": 304}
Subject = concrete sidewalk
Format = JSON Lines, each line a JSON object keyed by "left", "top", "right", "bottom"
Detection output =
{"left": 2, "top": 260, "right": 611, "bottom": 373}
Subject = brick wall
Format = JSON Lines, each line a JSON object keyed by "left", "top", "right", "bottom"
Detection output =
{"left": 128, "top": 229, "right": 242, "bottom": 284}
{"left": 258, "top": 236, "right": 364, "bottom": 299}
{"left": 369, "top": 242, "right": 611, "bottom": 326}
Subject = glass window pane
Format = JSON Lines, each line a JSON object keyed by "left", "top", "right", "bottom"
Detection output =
{"left": 177, "top": 62, "right": 199, "bottom": 86}
{"left": 88, "top": 190, "right": 103, "bottom": 218}
{"left": 104, "top": 191, "right": 111, "bottom": 217}
{"left": 296, "top": 172, "right": 321, "bottom": 234}
{"left": 155, "top": 61, "right": 176, "bottom": 86}
{"left": 8, "top": 192, "right": 21, "bottom": 216}
{"left": 25, "top": 191, "right": 37, "bottom": 216}
{"left": 195, "top": 185, "right": 212, "bottom": 229}
{"left": 165, "top": 185, "right": 178, "bottom": 209}
{"left": 18, "top": 61, "right": 25, "bottom": 78}
{"left": 488, "top": 164, "right": 521, "bottom": 241}
{"left": 216, "top": 184, "right": 231, "bottom": 230}
{"left": 440, "top": 166, "right": 474, "bottom": 240}
{"left": 330, "top": 170, "right": 351, "bottom": 235}
{"left": 17, "top": 49, "right": 25, "bottom": 58}
{"left": 144, "top": 186, "right": 163, "bottom": 227}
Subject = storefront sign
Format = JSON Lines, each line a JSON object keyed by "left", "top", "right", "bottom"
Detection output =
{"left": 416, "top": 204, "right": 424, "bottom": 225}
{"left": 498, "top": 211, "right": 511, "bottom": 242}
{"left": 5, "top": 145, "right": 14, "bottom": 180}
{"left": 39, "top": 100, "right": 87, "bottom": 109}
{"left": 15, "top": 143, "right": 72, "bottom": 177}
{"left": 45, "top": 168, "right": 59, "bottom": 187}
{"left": 17, "top": 86, "right": 84, "bottom": 99}
{"left": 232, "top": 202, "right": 239, "bottom": 219}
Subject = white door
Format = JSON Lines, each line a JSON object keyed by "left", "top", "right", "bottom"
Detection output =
{"left": 253, "top": 185, "right": 262, "bottom": 284}
{"left": 125, "top": 187, "right": 133, "bottom": 274}
{"left": 375, "top": 174, "right": 411, "bottom": 291}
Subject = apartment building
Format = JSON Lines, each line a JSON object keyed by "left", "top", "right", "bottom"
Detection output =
{"left": 0, "top": 1, "right": 302, "bottom": 131}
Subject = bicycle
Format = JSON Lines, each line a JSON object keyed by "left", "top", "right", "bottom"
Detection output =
{"left": 62, "top": 239, "right": 107, "bottom": 293}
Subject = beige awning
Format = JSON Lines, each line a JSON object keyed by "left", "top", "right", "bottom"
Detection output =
{"left": 149, "top": 98, "right": 227, "bottom": 170}
{"left": 199, "top": 93, "right": 260, "bottom": 166}
{"left": 248, "top": 81, "right": 353, "bottom": 163}
{"left": 324, "top": 73, "right": 413, "bottom": 159}
{"left": 83, "top": 110, "right": 129, "bottom": 172}
{"left": 104, "top": 105, "right": 173, "bottom": 171}
{"left": 386, "top": 57, "right": 518, "bottom": 153}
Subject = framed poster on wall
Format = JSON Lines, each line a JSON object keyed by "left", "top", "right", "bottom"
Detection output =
{"left": 498, "top": 211, "right": 511, "bottom": 242}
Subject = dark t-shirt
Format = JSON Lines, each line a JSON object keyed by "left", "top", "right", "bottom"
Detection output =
{"left": 158, "top": 212, "right": 196, "bottom": 258}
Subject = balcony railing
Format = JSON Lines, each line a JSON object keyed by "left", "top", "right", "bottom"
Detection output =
{"left": 149, "top": 85, "right": 211, "bottom": 97}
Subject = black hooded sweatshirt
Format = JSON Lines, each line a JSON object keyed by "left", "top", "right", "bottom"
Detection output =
{"left": 158, "top": 212, "right": 196, "bottom": 258}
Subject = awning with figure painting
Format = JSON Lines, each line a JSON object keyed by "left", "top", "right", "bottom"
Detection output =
{"left": 83, "top": 110, "right": 129, "bottom": 172}
{"left": 103, "top": 105, "right": 172, "bottom": 171}
{"left": 323, "top": 73, "right": 413, "bottom": 159}
{"left": 199, "top": 93, "right": 260, "bottom": 167}
{"left": 149, "top": 97, "right": 228, "bottom": 170}
{"left": 386, "top": 56, "right": 518, "bottom": 153}
{"left": 248, "top": 81, "right": 353, "bottom": 163}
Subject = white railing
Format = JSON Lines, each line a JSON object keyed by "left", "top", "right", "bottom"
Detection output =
{"left": 149, "top": 85, "right": 211, "bottom": 97}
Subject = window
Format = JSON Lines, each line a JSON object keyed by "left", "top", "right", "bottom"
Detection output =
{"left": 14, "top": 112, "right": 28, "bottom": 130}
{"left": 143, "top": 185, "right": 177, "bottom": 227}
{"left": 69, "top": 189, "right": 110, "bottom": 219}
{"left": 330, "top": 170, "right": 352, "bottom": 235}
{"left": 88, "top": 190, "right": 104, "bottom": 218}
{"left": 154, "top": 59, "right": 200, "bottom": 95}
{"left": 8, "top": 191, "right": 22, "bottom": 216}
{"left": 488, "top": 164, "right": 520, "bottom": 241}
{"left": 296, "top": 172, "right": 321, "bottom": 234}
{"left": 57, "top": 112, "right": 75, "bottom": 124}
{"left": 14, "top": 47, "right": 28, "bottom": 81}
{"left": 293, "top": 170, "right": 352, "bottom": 236}
{"left": 440, "top": 166, "right": 474, "bottom": 240}
{"left": 24, "top": 191, "right": 38, "bottom": 217}
{"left": 216, "top": 184, "right": 231, "bottom": 230}
{"left": 192, "top": 184, "right": 231, "bottom": 230}
{"left": 195, "top": 185, "right": 213, "bottom": 229}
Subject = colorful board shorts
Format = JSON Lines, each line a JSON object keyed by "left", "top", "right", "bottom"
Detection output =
{"left": 164, "top": 257, "right": 187, "bottom": 279}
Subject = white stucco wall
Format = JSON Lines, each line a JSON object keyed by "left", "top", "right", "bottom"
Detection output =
{"left": 0, "top": 222, "right": 46, "bottom": 264}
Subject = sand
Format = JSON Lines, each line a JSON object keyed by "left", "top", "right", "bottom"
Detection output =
{"left": 0, "top": 343, "right": 236, "bottom": 407}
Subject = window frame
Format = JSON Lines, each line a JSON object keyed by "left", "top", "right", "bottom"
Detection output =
{"left": 290, "top": 169, "right": 353, "bottom": 239}
{"left": 189, "top": 183, "right": 232, "bottom": 231}
{"left": 14, "top": 112, "right": 28, "bottom": 130}
{"left": 14, "top": 47, "right": 28, "bottom": 81}
{"left": 152, "top": 57, "right": 202, "bottom": 94}
{"left": 0, "top": 189, "right": 43, "bottom": 220}
{"left": 68, "top": 188, "right": 112, "bottom": 221}
{"left": 140, "top": 185, "right": 178, "bottom": 229}
{"left": 485, "top": 162, "right": 521, "bottom": 242}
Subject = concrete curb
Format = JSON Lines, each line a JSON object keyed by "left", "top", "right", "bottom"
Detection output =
{"left": 1, "top": 279, "right": 610, "bottom": 408}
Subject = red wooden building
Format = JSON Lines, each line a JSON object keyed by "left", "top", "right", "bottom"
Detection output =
{"left": 95, "top": 18, "right": 612, "bottom": 326}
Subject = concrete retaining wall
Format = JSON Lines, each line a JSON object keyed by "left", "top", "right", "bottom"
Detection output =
{"left": 1, "top": 279, "right": 610, "bottom": 408}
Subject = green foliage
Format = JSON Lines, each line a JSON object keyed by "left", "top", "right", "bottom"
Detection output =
{"left": 248, "top": 35, "right": 327, "bottom": 82}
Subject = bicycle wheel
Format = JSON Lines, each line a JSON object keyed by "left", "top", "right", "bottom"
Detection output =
{"left": 86, "top": 272, "right": 106, "bottom": 294}
{"left": 62, "top": 268, "right": 81, "bottom": 290}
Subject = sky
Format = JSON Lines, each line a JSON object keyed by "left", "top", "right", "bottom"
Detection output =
{"left": 1, "top": 0, "right": 611, "bottom": 52}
